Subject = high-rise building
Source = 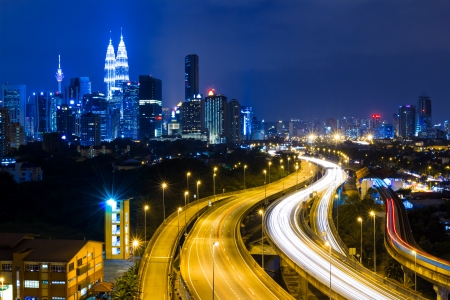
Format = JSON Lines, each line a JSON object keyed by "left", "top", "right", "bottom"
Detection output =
{"left": 185, "top": 54, "right": 199, "bottom": 101}
{"left": 0, "top": 107, "right": 11, "bottom": 156}
{"left": 80, "top": 113, "right": 101, "bottom": 146}
{"left": 227, "top": 99, "right": 241, "bottom": 144}
{"left": 139, "top": 75, "right": 162, "bottom": 140}
{"left": 115, "top": 33, "right": 130, "bottom": 87}
{"left": 79, "top": 77, "right": 92, "bottom": 101}
{"left": 104, "top": 38, "right": 116, "bottom": 99}
{"left": 1, "top": 84, "right": 26, "bottom": 132}
{"left": 55, "top": 54, "right": 64, "bottom": 93}
{"left": 181, "top": 94, "right": 203, "bottom": 138}
{"left": 104, "top": 32, "right": 130, "bottom": 99}
{"left": 56, "top": 104, "right": 75, "bottom": 139}
{"left": 399, "top": 105, "right": 416, "bottom": 138}
{"left": 83, "top": 92, "right": 108, "bottom": 141}
{"left": 122, "top": 81, "right": 139, "bottom": 140}
{"left": 416, "top": 93, "right": 432, "bottom": 136}
{"left": 240, "top": 106, "right": 252, "bottom": 141}
{"left": 204, "top": 89, "right": 227, "bottom": 144}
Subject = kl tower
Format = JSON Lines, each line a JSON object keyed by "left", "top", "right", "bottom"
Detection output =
{"left": 55, "top": 54, "right": 64, "bottom": 93}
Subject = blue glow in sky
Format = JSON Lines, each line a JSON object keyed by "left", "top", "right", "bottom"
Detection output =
{"left": 1, "top": 0, "right": 450, "bottom": 123}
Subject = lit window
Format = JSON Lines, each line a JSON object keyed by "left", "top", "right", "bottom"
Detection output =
{"left": 24, "top": 280, "right": 39, "bottom": 288}
{"left": 2, "top": 264, "right": 12, "bottom": 271}
{"left": 26, "top": 264, "right": 40, "bottom": 272}
{"left": 51, "top": 281, "right": 65, "bottom": 285}
{"left": 51, "top": 265, "right": 65, "bottom": 272}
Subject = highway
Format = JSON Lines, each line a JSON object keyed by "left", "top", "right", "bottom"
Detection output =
{"left": 140, "top": 194, "right": 229, "bottom": 300}
{"left": 180, "top": 164, "right": 311, "bottom": 299}
{"left": 375, "top": 179, "right": 450, "bottom": 288}
{"left": 265, "top": 157, "right": 414, "bottom": 300}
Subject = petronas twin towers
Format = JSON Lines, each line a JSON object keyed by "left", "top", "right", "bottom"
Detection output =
{"left": 104, "top": 31, "right": 129, "bottom": 99}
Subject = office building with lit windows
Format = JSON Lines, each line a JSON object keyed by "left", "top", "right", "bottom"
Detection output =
{"left": 121, "top": 81, "right": 139, "bottom": 140}
{"left": 399, "top": 105, "right": 416, "bottom": 138}
{"left": 104, "top": 199, "right": 131, "bottom": 259}
{"left": 1, "top": 84, "right": 26, "bottom": 133}
{"left": 185, "top": 54, "right": 199, "bottom": 101}
{"left": 138, "top": 75, "right": 162, "bottom": 140}
{"left": 204, "top": 89, "right": 227, "bottom": 144}
{"left": 0, "top": 233, "right": 103, "bottom": 300}
{"left": 415, "top": 93, "right": 432, "bottom": 137}
{"left": 227, "top": 99, "right": 241, "bottom": 144}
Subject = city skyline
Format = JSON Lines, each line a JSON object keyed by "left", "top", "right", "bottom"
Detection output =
{"left": 1, "top": 1, "right": 450, "bottom": 124}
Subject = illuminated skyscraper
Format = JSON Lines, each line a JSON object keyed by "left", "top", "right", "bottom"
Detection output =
{"left": 185, "top": 54, "right": 199, "bottom": 101}
{"left": 228, "top": 99, "right": 241, "bottom": 144}
{"left": 204, "top": 89, "right": 227, "bottom": 144}
{"left": 55, "top": 54, "right": 64, "bottom": 94}
{"left": 104, "top": 31, "right": 130, "bottom": 99}
{"left": 115, "top": 31, "right": 129, "bottom": 86}
{"left": 399, "top": 105, "right": 416, "bottom": 138}
{"left": 415, "top": 93, "right": 432, "bottom": 136}
{"left": 1, "top": 84, "right": 26, "bottom": 131}
{"left": 104, "top": 37, "right": 116, "bottom": 99}
{"left": 139, "top": 75, "right": 162, "bottom": 140}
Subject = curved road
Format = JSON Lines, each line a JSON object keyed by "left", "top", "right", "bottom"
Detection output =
{"left": 181, "top": 163, "right": 311, "bottom": 299}
{"left": 265, "top": 157, "right": 413, "bottom": 300}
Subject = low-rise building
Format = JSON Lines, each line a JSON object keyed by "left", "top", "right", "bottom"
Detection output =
{"left": 0, "top": 233, "right": 104, "bottom": 300}
{"left": 0, "top": 162, "right": 43, "bottom": 182}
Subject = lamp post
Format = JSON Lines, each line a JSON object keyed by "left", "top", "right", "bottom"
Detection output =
{"left": 213, "top": 167, "right": 217, "bottom": 204}
{"left": 259, "top": 209, "right": 264, "bottom": 269}
{"left": 162, "top": 183, "right": 167, "bottom": 223}
{"left": 370, "top": 211, "right": 376, "bottom": 272}
{"left": 144, "top": 205, "right": 149, "bottom": 248}
{"left": 335, "top": 194, "right": 339, "bottom": 232}
{"left": 197, "top": 181, "right": 201, "bottom": 217}
{"left": 132, "top": 240, "right": 139, "bottom": 263}
{"left": 325, "top": 241, "right": 332, "bottom": 299}
{"left": 268, "top": 161, "right": 272, "bottom": 185}
{"left": 357, "top": 217, "right": 363, "bottom": 264}
{"left": 279, "top": 159, "right": 283, "bottom": 181}
{"left": 212, "top": 241, "right": 219, "bottom": 299}
{"left": 295, "top": 165, "right": 299, "bottom": 189}
{"left": 263, "top": 170, "right": 267, "bottom": 205}
{"left": 186, "top": 172, "right": 191, "bottom": 205}
{"left": 184, "top": 191, "right": 188, "bottom": 236}
{"left": 244, "top": 165, "right": 247, "bottom": 189}
{"left": 0, "top": 276, "right": 4, "bottom": 300}
{"left": 281, "top": 166, "right": 284, "bottom": 192}
{"left": 177, "top": 207, "right": 182, "bottom": 234}
{"left": 412, "top": 250, "right": 417, "bottom": 291}
{"left": 287, "top": 157, "right": 291, "bottom": 174}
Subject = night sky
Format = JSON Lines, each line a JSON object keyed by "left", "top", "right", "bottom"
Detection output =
{"left": 1, "top": 0, "right": 450, "bottom": 124}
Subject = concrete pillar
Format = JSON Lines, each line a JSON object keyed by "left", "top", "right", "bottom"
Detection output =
{"left": 434, "top": 285, "right": 450, "bottom": 300}
{"left": 297, "top": 267, "right": 309, "bottom": 300}
{"left": 401, "top": 265, "right": 414, "bottom": 288}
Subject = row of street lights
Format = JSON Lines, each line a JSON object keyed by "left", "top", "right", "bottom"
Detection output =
{"left": 356, "top": 211, "right": 377, "bottom": 272}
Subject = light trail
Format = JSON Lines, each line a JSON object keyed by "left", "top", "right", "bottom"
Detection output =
{"left": 265, "top": 157, "right": 411, "bottom": 300}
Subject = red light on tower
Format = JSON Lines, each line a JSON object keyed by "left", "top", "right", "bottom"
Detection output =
{"left": 208, "top": 89, "right": 215, "bottom": 96}
{"left": 372, "top": 114, "right": 381, "bottom": 120}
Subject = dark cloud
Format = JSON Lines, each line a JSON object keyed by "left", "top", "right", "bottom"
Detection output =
{"left": 1, "top": 0, "right": 449, "bottom": 123}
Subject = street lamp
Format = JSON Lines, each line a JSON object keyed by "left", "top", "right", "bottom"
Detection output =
{"left": 263, "top": 170, "right": 267, "bottom": 205}
{"left": 281, "top": 166, "right": 284, "bottom": 192}
{"left": 177, "top": 207, "right": 182, "bottom": 234}
{"left": 144, "top": 205, "right": 149, "bottom": 248}
{"left": 184, "top": 191, "right": 188, "bottom": 236}
{"left": 357, "top": 217, "right": 363, "bottom": 264}
{"left": 0, "top": 276, "right": 4, "bottom": 300}
{"left": 186, "top": 172, "right": 191, "bottom": 204}
{"left": 162, "top": 183, "right": 167, "bottom": 223}
{"left": 279, "top": 159, "right": 283, "bottom": 180}
{"left": 287, "top": 157, "right": 291, "bottom": 174}
{"left": 335, "top": 194, "right": 339, "bottom": 232}
{"left": 259, "top": 209, "right": 264, "bottom": 269}
{"left": 244, "top": 165, "right": 247, "bottom": 189}
{"left": 370, "top": 211, "right": 376, "bottom": 272}
{"left": 213, "top": 167, "right": 217, "bottom": 204}
{"left": 212, "top": 241, "right": 219, "bottom": 299}
{"left": 325, "top": 240, "right": 332, "bottom": 299}
{"left": 132, "top": 240, "right": 139, "bottom": 263}
{"left": 412, "top": 250, "right": 417, "bottom": 291}
{"left": 295, "top": 165, "right": 299, "bottom": 189}
{"left": 197, "top": 181, "right": 201, "bottom": 217}
{"left": 268, "top": 161, "right": 272, "bottom": 185}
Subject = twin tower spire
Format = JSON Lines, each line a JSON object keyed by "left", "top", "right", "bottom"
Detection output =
{"left": 104, "top": 29, "right": 130, "bottom": 98}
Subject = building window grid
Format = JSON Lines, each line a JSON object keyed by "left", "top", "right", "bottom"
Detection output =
{"left": 51, "top": 265, "right": 66, "bottom": 272}
{"left": 2, "top": 264, "right": 12, "bottom": 271}
{"left": 26, "top": 264, "right": 40, "bottom": 272}
{"left": 24, "top": 280, "right": 39, "bottom": 288}
{"left": 51, "top": 281, "right": 65, "bottom": 285}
